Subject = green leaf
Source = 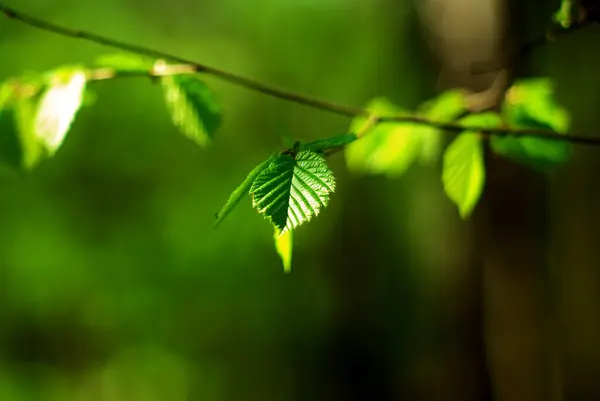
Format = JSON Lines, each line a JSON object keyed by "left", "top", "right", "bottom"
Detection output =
{"left": 95, "top": 53, "right": 154, "bottom": 73}
{"left": 417, "top": 89, "right": 468, "bottom": 164}
{"left": 491, "top": 78, "right": 571, "bottom": 169}
{"left": 0, "top": 69, "right": 86, "bottom": 170}
{"left": 553, "top": 0, "right": 576, "bottom": 27}
{"left": 304, "top": 132, "right": 358, "bottom": 153}
{"left": 459, "top": 111, "right": 502, "bottom": 130}
{"left": 274, "top": 228, "right": 293, "bottom": 273}
{"left": 345, "top": 98, "right": 421, "bottom": 177}
{"left": 442, "top": 132, "right": 485, "bottom": 219}
{"left": 214, "top": 155, "right": 276, "bottom": 228}
{"left": 161, "top": 75, "right": 221, "bottom": 147}
{"left": 250, "top": 150, "right": 335, "bottom": 234}
{"left": 34, "top": 68, "right": 87, "bottom": 156}
{"left": 420, "top": 89, "right": 468, "bottom": 121}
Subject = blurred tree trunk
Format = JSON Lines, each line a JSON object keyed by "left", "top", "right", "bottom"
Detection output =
{"left": 420, "top": 0, "right": 562, "bottom": 400}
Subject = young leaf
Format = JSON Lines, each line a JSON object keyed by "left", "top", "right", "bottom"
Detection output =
{"left": 214, "top": 154, "right": 276, "bottom": 228}
{"left": 417, "top": 89, "right": 468, "bottom": 164}
{"left": 442, "top": 132, "right": 485, "bottom": 219}
{"left": 459, "top": 111, "right": 502, "bottom": 130}
{"left": 34, "top": 68, "right": 87, "bottom": 156}
{"left": 274, "top": 228, "right": 293, "bottom": 273}
{"left": 345, "top": 98, "right": 421, "bottom": 177}
{"left": 304, "top": 133, "right": 358, "bottom": 153}
{"left": 420, "top": 89, "right": 468, "bottom": 121}
{"left": 161, "top": 75, "right": 221, "bottom": 147}
{"left": 491, "top": 78, "right": 571, "bottom": 169}
{"left": 250, "top": 150, "right": 335, "bottom": 234}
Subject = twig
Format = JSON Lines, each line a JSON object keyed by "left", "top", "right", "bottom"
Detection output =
{"left": 1, "top": 3, "right": 600, "bottom": 146}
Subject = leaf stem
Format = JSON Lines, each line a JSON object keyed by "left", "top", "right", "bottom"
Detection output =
{"left": 1, "top": 3, "right": 599, "bottom": 146}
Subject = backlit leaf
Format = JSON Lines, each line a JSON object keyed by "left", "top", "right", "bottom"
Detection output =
{"left": 250, "top": 150, "right": 335, "bottom": 234}
{"left": 345, "top": 98, "right": 421, "bottom": 177}
{"left": 442, "top": 132, "right": 485, "bottom": 219}
{"left": 491, "top": 78, "right": 571, "bottom": 169}
{"left": 417, "top": 89, "right": 468, "bottom": 164}
{"left": 34, "top": 68, "right": 87, "bottom": 156}
{"left": 161, "top": 75, "right": 221, "bottom": 147}
{"left": 274, "top": 228, "right": 293, "bottom": 273}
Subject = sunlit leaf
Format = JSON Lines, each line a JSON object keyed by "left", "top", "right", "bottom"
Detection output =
{"left": 250, "top": 150, "right": 335, "bottom": 234}
{"left": 417, "top": 89, "right": 468, "bottom": 164}
{"left": 214, "top": 154, "right": 276, "bottom": 228}
{"left": 34, "top": 68, "right": 87, "bottom": 156}
{"left": 491, "top": 78, "right": 571, "bottom": 169}
{"left": 345, "top": 98, "right": 421, "bottom": 177}
{"left": 459, "top": 111, "right": 502, "bottom": 130}
{"left": 442, "top": 132, "right": 485, "bottom": 219}
{"left": 304, "top": 132, "right": 358, "bottom": 153}
{"left": 161, "top": 75, "right": 221, "bottom": 147}
{"left": 274, "top": 228, "right": 293, "bottom": 273}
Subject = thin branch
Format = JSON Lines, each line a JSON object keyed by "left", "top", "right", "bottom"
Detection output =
{"left": 1, "top": 3, "right": 600, "bottom": 146}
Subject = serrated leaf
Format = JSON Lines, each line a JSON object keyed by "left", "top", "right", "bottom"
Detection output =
{"left": 442, "top": 132, "right": 485, "bottom": 219}
{"left": 95, "top": 53, "right": 154, "bottom": 73}
{"left": 345, "top": 98, "right": 421, "bottom": 177}
{"left": 492, "top": 78, "right": 571, "bottom": 169}
{"left": 274, "top": 228, "right": 293, "bottom": 273}
{"left": 34, "top": 69, "right": 87, "bottom": 155}
{"left": 417, "top": 89, "right": 468, "bottom": 164}
{"left": 214, "top": 154, "right": 276, "bottom": 228}
{"left": 250, "top": 150, "right": 335, "bottom": 234}
{"left": 304, "top": 132, "right": 358, "bottom": 153}
{"left": 161, "top": 75, "right": 221, "bottom": 147}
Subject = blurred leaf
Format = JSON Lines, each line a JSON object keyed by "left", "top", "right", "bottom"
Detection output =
{"left": 304, "top": 132, "right": 358, "bottom": 152}
{"left": 274, "top": 228, "right": 293, "bottom": 273}
{"left": 161, "top": 75, "right": 221, "bottom": 147}
{"left": 95, "top": 52, "right": 154, "bottom": 73}
{"left": 214, "top": 154, "right": 276, "bottom": 228}
{"left": 250, "top": 150, "right": 335, "bottom": 234}
{"left": 15, "top": 95, "right": 44, "bottom": 169}
{"left": 34, "top": 68, "right": 87, "bottom": 156}
{"left": 420, "top": 89, "right": 468, "bottom": 121}
{"left": 553, "top": 0, "right": 576, "bottom": 27}
{"left": 345, "top": 98, "right": 421, "bottom": 177}
{"left": 0, "top": 92, "right": 44, "bottom": 170}
{"left": 417, "top": 89, "right": 468, "bottom": 164}
{"left": 492, "top": 78, "right": 571, "bottom": 169}
{"left": 442, "top": 132, "right": 485, "bottom": 219}
{"left": 0, "top": 69, "right": 86, "bottom": 170}
{"left": 459, "top": 111, "right": 502, "bottom": 129}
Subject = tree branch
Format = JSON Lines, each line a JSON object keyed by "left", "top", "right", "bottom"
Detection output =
{"left": 1, "top": 3, "right": 600, "bottom": 146}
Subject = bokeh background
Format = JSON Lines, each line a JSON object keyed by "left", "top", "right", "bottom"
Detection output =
{"left": 1, "top": 0, "right": 600, "bottom": 400}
